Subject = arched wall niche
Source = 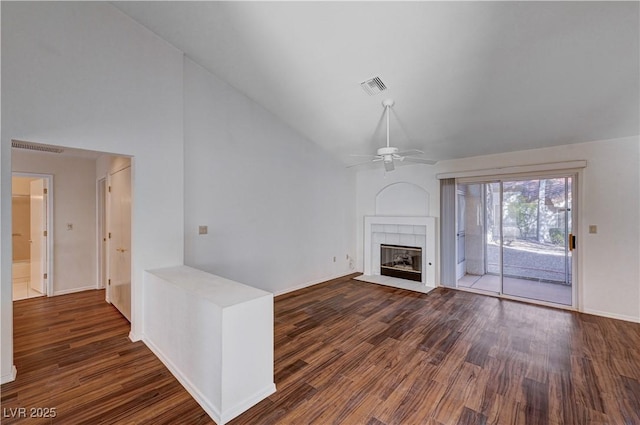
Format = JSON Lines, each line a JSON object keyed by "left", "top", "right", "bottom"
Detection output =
{"left": 375, "top": 182, "right": 429, "bottom": 216}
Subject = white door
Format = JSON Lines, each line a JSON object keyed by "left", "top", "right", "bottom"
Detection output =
{"left": 29, "top": 179, "right": 47, "bottom": 294}
{"left": 108, "top": 167, "right": 131, "bottom": 321}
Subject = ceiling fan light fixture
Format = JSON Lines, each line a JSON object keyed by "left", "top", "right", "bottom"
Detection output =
{"left": 384, "top": 159, "right": 395, "bottom": 172}
{"left": 347, "top": 98, "right": 437, "bottom": 170}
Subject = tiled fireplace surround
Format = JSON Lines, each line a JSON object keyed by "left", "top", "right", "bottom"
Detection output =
{"left": 363, "top": 216, "right": 437, "bottom": 288}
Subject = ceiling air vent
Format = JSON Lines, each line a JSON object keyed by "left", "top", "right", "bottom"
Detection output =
{"left": 11, "top": 140, "right": 64, "bottom": 154}
{"left": 360, "top": 76, "right": 387, "bottom": 96}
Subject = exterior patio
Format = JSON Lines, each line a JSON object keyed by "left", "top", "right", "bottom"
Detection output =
{"left": 458, "top": 239, "right": 572, "bottom": 306}
{"left": 458, "top": 273, "right": 572, "bottom": 305}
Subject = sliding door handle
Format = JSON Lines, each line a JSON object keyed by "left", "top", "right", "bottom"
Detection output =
{"left": 569, "top": 234, "right": 576, "bottom": 251}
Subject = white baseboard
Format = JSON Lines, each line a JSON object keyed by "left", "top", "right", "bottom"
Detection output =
{"left": 220, "top": 383, "right": 276, "bottom": 424}
{"left": 273, "top": 271, "right": 356, "bottom": 297}
{"left": 128, "top": 331, "right": 143, "bottom": 342}
{"left": 53, "top": 285, "right": 97, "bottom": 296}
{"left": 1, "top": 365, "right": 17, "bottom": 384}
{"left": 143, "top": 336, "right": 275, "bottom": 424}
{"left": 581, "top": 308, "right": 640, "bottom": 323}
{"left": 143, "top": 337, "right": 223, "bottom": 423}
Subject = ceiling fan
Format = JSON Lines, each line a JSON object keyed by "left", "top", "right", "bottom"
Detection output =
{"left": 349, "top": 99, "right": 437, "bottom": 172}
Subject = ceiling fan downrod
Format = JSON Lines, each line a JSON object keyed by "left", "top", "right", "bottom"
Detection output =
{"left": 383, "top": 98, "right": 394, "bottom": 149}
{"left": 378, "top": 99, "right": 398, "bottom": 161}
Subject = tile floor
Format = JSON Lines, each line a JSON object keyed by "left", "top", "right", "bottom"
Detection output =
{"left": 13, "top": 279, "right": 44, "bottom": 301}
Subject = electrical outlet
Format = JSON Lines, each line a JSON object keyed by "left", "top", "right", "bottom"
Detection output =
{"left": 333, "top": 256, "right": 336, "bottom": 262}
{"left": 67, "top": 223, "right": 73, "bottom": 231}
{"left": 198, "top": 225, "right": 208, "bottom": 235}
{"left": 589, "top": 225, "right": 597, "bottom": 234}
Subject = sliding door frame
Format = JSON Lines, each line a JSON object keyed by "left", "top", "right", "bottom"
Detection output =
{"left": 453, "top": 170, "right": 580, "bottom": 311}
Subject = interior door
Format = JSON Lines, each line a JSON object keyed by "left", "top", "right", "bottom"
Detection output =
{"left": 108, "top": 167, "right": 132, "bottom": 321}
{"left": 29, "top": 179, "right": 47, "bottom": 294}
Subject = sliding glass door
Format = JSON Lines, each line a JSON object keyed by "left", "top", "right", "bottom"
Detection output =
{"left": 456, "top": 181, "right": 501, "bottom": 295}
{"left": 455, "top": 176, "right": 574, "bottom": 307}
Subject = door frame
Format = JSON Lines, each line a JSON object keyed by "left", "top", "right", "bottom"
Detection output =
{"left": 12, "top": 172, "right": 54, "bottom": 297}
{"left": 97, "top": 178, "right": 107, "bottom": 290}
{"left": 455, "top": 170, "right": 580, "bottom": 311}
{"left": 455, "top": 187, "right": 466, "bottom": 280}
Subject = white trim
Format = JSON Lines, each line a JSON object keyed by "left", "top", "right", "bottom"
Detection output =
{"left": 143, "top": 336, "right": 276, "bottom": 425}
{"left": 581, "top": 308, "right": 640, "bottom": 324}
{"left": 0, "top": 365, "right": 17, "bottom": 384}
{"left": 452, "top": 172, "right": 579, "bottom": 310}
{"left": 143, "top": 337, "right": 222, "bottom": 423}
{"left": 128, "top": 331, "right": 142, "bottom": 342}
{"left": 96, "top": 178, "right": 107, "bottom": 290}
{"left": 219, "top": 385, "right": 278, "bottom": 425}
{"left": 436, "top": 160, "right": 587, "bottom": 180}
{"left": 53, "top": 285, "right": 97, "bottom": 296}
{"left": 572, "top": 172, "right": 580, "bottom": 311}
{"left": 273, "top": 272, "right": 355, "bottom": 297}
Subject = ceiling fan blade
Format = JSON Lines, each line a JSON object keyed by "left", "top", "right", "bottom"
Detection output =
{"left": 395, "top": 149, "right": 425, "bottom": 157}
{"left": 346, "top": 158, "right": 383, "bottom": 168}
{"left": 349, "top": 154, "right": 378, "bottom": 158}
{"left": 403, "top": 157, "right": 438, "bottom": 165}
{"left": 384, "top": 160, "right": 395, "bottom": 172}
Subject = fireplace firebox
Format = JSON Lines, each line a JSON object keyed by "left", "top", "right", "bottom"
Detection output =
{"left": 380, "top": 244, "right": 422, "bottom": 282}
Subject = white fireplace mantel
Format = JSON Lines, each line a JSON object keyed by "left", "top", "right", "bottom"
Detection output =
{"left": 363, "top": 216, "right": 436, "bottom": 289}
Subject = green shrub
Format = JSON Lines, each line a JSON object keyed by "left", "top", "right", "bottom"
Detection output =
{"left": 549, "top": 228, "right": 564, "bottom": 245}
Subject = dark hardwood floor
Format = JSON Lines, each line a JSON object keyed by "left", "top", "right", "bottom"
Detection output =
{"left": 1, "top": 290, "right": 212, "bottom": 425}
{"left": 2, "top": 277, "right": 640, "bottom": 424}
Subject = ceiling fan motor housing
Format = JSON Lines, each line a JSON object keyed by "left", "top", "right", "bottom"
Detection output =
{"left": 377, "top": 146, "right": 399, "bottom": 156}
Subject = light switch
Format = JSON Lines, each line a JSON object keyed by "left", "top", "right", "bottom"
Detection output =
{"left": 198, "top": 225, "right": 208, "bottom": 235}
{"left": 589, "top": 225, "right": 597, "bottom": 234}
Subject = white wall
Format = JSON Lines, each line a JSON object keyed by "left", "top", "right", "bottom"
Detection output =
{"left": 144, "top": 266, "right": 275, "bottom": 424}
{"left": 435, "top": 136, "right": 640, "bottom": 322}
{"left": 356, "top": 137, "right": 639, "bottom": 322}
{"left": 356, "top": 163, "right": 441, "bottom": 277}
{"left": 183, "top": 58, "right": 356, "bottom": 295}
{"left": 1, "top": 2, "right": 184, "bottom": 382}
{"left": 13, "top": 151, "right": 98, "bottom": 294}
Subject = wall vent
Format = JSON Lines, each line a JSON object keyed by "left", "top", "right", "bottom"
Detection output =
{"left": 360, "top": 76, "right": 387, "bottom": 96}
{"left": 11, "top": 140, "right": 64, "bottom": 154}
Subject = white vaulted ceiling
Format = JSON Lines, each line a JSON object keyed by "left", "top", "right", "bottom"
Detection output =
{"left": 112, "top": 1, "right": 639, "bottom": 164}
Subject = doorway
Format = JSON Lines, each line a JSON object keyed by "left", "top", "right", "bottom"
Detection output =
{"left": 106, "top": 159, "right": 132, "bottom": 322}
{"left": 455, "top": 175, "right": 575, "bottom": 307}
{"left": 11, "top": 174, "right": 52, "bottom": 301}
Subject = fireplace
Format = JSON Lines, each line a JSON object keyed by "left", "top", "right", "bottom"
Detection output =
{"left": 380, "top": 244, "right": 422, "bottom": 282}
{"left": 363, "top": 216, "right": 436, "bottom": 289}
